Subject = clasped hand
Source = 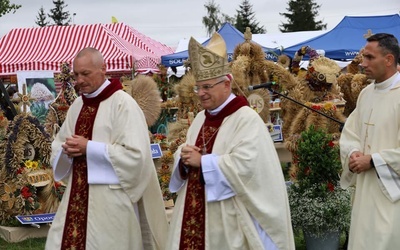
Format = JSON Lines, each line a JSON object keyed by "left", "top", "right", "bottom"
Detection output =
{"left": 348, "top": 151, "right": 373, "bottom": 174}
{"left": 180, "top": 145, "right": 202, "bottom": 168}
{"left": 62, "top": 135, "right": 88, "bottom": 158}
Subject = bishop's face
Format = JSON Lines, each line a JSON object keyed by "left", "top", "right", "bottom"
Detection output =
{"left": 195, "top": 77, "right": 230, "bottom": 110}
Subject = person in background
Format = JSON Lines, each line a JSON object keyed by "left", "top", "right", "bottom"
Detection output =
{"left": 340, "top": 33, "right": 400, "bottom": 249}
{"left": 166, "top": 33, "right": 295, "bottom": 250}
{"left": 45, "top": 47, "right": 168, "bottom": 250}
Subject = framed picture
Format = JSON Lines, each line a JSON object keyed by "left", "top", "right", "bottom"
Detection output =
{"left": 16, "top": 71, "right": 56, "bottom": 123}
{"left": 267, "top": 124, "right": 283, "bottom": 142}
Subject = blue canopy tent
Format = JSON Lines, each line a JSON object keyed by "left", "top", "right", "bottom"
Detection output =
{"left": 161, "top": 23, "right": 280, "bottom": 67}
{"left": 283, "top": 14, "right": 400, "bottom": 61}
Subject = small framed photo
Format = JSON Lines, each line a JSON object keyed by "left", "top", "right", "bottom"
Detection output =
{"left": 268, "top": 124, "right": 283, "bottom": 142}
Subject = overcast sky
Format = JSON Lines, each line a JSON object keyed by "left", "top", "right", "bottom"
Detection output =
{"left": 1, "top": 0, "right": 399, "bottom": 48}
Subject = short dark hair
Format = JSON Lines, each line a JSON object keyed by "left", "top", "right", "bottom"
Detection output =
{"left": 367, "top": 33, "right": 400, "bottom": 64}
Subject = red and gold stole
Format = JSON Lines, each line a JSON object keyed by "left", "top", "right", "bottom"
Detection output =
{"left": 61, "top": 80, "right": 122, "bottom": 250}
{"left": 179, "top": 96, "right": 248, "bottom": 250}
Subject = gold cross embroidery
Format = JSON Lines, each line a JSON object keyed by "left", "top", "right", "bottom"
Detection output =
{"left": 363, "top": 110, "right": 374, "bottom": 153}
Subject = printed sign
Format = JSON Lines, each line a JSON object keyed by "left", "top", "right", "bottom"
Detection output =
{"left": 267, "top": 124, "right": 283, "bottom": 142}
{"left": 271, "top": 125, "right": 283, "bottom": 142}
{"left": 16, "top": 213, "right": 55, "bottom": 224}
{"left": 151, "top": 144, "right": 163, "bottom": 159}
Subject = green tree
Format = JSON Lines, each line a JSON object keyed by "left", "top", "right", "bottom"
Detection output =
{"left": 202, "top": 0, "right": 223, "bottom": 36}
{"left": 235, "top": 0, "right": 266, "bottom": 34}
{"left": 35, "top": 6, "right": 50, "bottom": 27}
{"left": 202, "top": 0, "right": 235, "bottom": 36}
{"left": 0, "top": 0, "right": 21, "bottom": 18}
{"left": 48, "top": 0, "right": 71, "bottom": 26}
{"left": 279, "top": 0, "right": 327, "bottom": 32}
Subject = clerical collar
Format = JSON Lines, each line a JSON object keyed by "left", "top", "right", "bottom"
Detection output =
{"left": 83, "top": 79, "right": 110, "bottom": 98}
{"left": 207, "top": 93, "right": 236, "bottom": 116}
{"left": 374, "top": 72, "right": 400, "bottom": 91}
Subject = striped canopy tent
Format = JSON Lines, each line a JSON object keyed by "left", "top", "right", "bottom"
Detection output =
{"left": 0, "top": 23, "right": 174, "bottom": 75}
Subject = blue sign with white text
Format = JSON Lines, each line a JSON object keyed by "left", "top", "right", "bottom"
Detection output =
{"left": 16, "top": 213, "right": 55, "bottom": 224}
{"left": 151, "top": 143, "right": 163, "bottom": 159}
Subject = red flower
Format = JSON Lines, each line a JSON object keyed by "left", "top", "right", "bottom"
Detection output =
{"left": 16, "top": 167, "right": 24, "bottom": 175}
{"left": 21, "top": 186, "right": 32, "bottom": 199}
{"left": 54, "top": 182, "right": 62, "bottom": 188}
{"left": 311, "top": 105, "right": 321, "bottom": 110}
{"left": 327, "top": 182, "right": 335, "bottom": 192}
{"left": 328, "top": 141, "right": 335, "bottom": 147}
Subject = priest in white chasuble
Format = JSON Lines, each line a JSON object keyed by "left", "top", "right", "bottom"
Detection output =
{"left": 166, "top": 33, "right": 295, "bottom": 250}
{"left": 340, "top": 33, "right": 400, "bottom": 249}
{"left": 45, "top": 47, "right": 168, "bottom": 250}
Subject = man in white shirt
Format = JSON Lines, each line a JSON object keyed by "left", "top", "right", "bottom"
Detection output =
{"left": 340, "top": 33, "right": 400, "bottom": 249}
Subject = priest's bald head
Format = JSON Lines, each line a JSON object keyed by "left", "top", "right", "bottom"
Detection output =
{"left": 73, "top": 47, "right": 107, "bottom": 94}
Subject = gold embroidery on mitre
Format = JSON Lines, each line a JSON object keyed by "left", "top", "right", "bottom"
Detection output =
{"left": 188, "top": 32, "right": 230, "bottom": 81}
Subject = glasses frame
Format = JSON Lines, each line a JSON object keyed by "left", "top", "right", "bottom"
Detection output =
{"left": 194, "top": 79, "right": 225, "bottom": 93}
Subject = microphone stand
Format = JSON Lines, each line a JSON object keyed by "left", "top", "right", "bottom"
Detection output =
{"left": 268, "top": 87, "right": 344, "bottom": 126}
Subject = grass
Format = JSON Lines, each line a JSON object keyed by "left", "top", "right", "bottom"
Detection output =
{"left": 0, "top": 237, "right": 46, "bottom": 250}
{"left": 0, "top": 231, "right": 347, "bottom": 249}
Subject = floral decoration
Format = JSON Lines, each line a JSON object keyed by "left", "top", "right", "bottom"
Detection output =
{"left": 156, "top": 151, "right": 177, "bottom": 202}
{"left": 53, "top": 181, "right": 66, "bottom": 201}
{"left": 289, "top": 183, "right": 351, "bottom": 237}
{"left": 0, "top": 113, "right": 60, "bottom": 226}
{"left": 152, "top": 133, "right": 170, "bottom": 150}
{"left": 288, "top": 125, "right": 351, "bottom": 237}
{"left": 14, "top": 184, "right": 40, "bottom": 212}
{"left": 4, "top": 113, "right": 51, "bottom": 176}
{"left": 152, "top": 133, "right": 167, "bottom": 143}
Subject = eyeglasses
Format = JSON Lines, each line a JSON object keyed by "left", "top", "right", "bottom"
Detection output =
{"left": 193, "top": 79, "right": 225, "bottom": 93}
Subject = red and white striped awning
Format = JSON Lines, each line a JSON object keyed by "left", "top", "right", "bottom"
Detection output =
{"left": 0, "top": 23, "right": 174, "bottom": 75}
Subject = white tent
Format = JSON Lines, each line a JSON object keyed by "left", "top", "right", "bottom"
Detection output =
{"left": 252, "top": 30, "right": 327, "bottom": 51}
